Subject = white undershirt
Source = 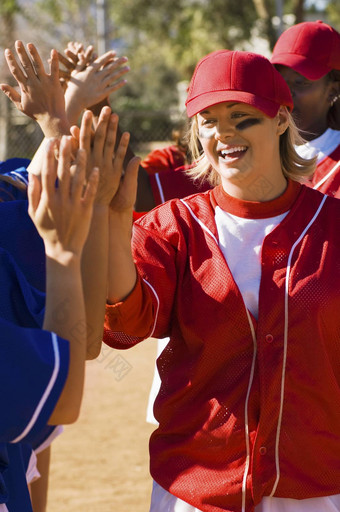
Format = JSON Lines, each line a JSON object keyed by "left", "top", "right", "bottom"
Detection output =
{"left": 295, "top": 128, "right": 340, "bottom": 163}
{"left": 215, "top": 207, "right": 287, "bottom": 319}
{"left": 150, "top": 208, "right": 340, "bottom": 512}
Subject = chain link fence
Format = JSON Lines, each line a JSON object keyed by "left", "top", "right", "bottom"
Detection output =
{"left": 0, "top": 98, "right": 183, "bottom": 162}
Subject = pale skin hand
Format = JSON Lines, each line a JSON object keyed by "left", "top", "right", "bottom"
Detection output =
{"left": 57, "top": 43, "right": 96, "bottom": 92}
{"left": 56, "top": 41, "right": 155, "bottom": 211}
{"left": 28, "top": 137, "right": 98, "bottom": 259}
{"left": 106, "top": 117, "right": 141, "bottom": 304}
{"left": 61, "top": 46, "right": 130, "bottom": 125}
{"left": 0, "top": 41, "right": 69, "bottom": 137}
{"left": 28, "top": 136, "right": 99, "bottom": 424}
{"left": 77, "top": 106, "right": 140, "bottom": 356}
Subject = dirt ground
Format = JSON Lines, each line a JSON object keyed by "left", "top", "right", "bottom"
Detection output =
{"left": 48, "top": 340, "right": 157, "bottom": 512}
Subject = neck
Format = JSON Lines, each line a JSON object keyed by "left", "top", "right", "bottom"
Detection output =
{"left": 221, "top": 172, "right": 288, "bottom": 202}
{"left": 299, "top": 121, "right": 328, "bottom": 142}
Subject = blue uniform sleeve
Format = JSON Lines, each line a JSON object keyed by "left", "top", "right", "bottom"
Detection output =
{"left": 0, "top": 319, "right": 69, "bottom": 445}
{"left": 0, "top": 200, "right": 45, "bottom": 291}
{"left": 0, "top": 161, "right": 29, "bottom": 202}
{"left": 29, "top": 424, "right": 63, "bottom": 452}
{"left": 0, "top": 158, "right": 30, "bottom": 172}
{"left": 0, "top": 443, "right": 34, "bottom": 510}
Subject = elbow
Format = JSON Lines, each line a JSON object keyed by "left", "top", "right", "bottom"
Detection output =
{"left": 61, "top": 407, "right": 81, "bottom": 425}
{"left": 48, "top": 403, "right": 81, "bottom": 426}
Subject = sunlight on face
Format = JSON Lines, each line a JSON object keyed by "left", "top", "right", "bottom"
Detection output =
{"left": 197, "top": 102, "right": 288, "bottom": 200}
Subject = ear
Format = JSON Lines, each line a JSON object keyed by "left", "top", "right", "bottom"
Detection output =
{"left": 276, "top": 106, "right": 289, "bottom": 136}
{"left": 327, "top": 81, "right": 340, "bottom": 106}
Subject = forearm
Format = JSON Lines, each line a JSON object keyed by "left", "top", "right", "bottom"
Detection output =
{"left": 81, "top": 204, "right": 109, "bottom": 359}
{"left": 108, "top": 209, "right": 137, "bottom": 304}
{"left": 44, "top": 254, "right": 86, "bottom": 425}
{"left": 29, "top": 446, "right": 51, "bottom": 512}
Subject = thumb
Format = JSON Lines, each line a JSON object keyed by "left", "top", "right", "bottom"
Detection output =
{"left": 0, "top": 84, "right": 21, "bottom": 105}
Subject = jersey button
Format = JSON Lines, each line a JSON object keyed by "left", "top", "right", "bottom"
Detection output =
{"left": 259, "top": 446, "right": 267, "bottom": 455}
{"left": 265, "top": 334, "right": 274, "bottom": 343}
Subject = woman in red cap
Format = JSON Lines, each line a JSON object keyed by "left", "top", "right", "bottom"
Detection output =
{"left": 104, "top": 49, "right": 340, "bottom": 512}
{"left": 271, "top": 20, "right": 340, "bottom": 197}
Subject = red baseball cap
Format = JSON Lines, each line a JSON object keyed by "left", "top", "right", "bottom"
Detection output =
{"left": 185, "top": 50, "right": 293, "bottom": 118}
{"left": 271, "top": 20, "right": 340, "bottom": 80}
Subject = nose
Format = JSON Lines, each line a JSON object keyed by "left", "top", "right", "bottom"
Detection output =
{"left": 214, "top": 121, "right": 234, "bottom": 141}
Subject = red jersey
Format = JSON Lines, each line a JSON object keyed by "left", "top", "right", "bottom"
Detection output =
{"left": 148, "top": 165, "right": 211, "bottom": 205}
{"left": 141, "top": 145, "right": 211, "bottom": 207}
{"left": 140, "top": 145, "right": 187, "bottom": 175}
{"left": 104, "top": 181, "right": 340, "bottom": 512}
{"left": 310, "top": 144, "right": 340, "bottom": 198}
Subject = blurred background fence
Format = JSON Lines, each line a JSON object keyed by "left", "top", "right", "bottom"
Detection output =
{"left": 0, "top": 99, "right": 182, "bottom": 161}
{"left": 1, "top": 0, "right": 339, "bottom": 163}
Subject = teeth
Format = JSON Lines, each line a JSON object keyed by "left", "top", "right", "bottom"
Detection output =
{"left": 220, "top": 146, "right": 247, "bottom": 156}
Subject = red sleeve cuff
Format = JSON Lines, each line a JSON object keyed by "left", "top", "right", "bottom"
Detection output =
{"left": 103, "top": 274, "right": 154, "bottom": 348}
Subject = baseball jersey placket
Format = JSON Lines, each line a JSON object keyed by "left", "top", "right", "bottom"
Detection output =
{"left": 250, "top": 193, "right": 328, "bottom": 503}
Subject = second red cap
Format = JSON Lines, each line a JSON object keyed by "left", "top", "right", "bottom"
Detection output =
{"left": 271, "top": 20, "right": 340, "bottom": 80}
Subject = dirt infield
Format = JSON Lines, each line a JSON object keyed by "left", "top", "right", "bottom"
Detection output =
{"left": 48, "top": 340, "right": 157, "bottom": 511}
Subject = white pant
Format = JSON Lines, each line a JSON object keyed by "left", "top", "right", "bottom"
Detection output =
{"left": 150, "top": 481, "right": 340, "bottom": 512}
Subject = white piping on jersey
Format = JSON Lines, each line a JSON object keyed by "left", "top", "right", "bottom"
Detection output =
{"left": 242, "top": 308, "right": 257, "bottom": 512}
{"left": 269, "top": 193, "right": 327, "bottom": 497}
{"left": 11, "top": 333, "right": 60, "bottom": 443}
{"left": 10, "top": 170, "right": 29, "bottom": 186}
{"left": 180, "top": 195, "right": 329, "bottom": 507}
{"left": 155, "top": 173, "right": 166, "bottom": 204}
{"left": 180, "top": 199, "right": 219, "bottom": 245}
{"left": 180, "top": 197, "right": 256, "bottom": 512}
{"left": 313, "top": 160, "right": 340, "bottom": 190}
{"left": 143, "top": 278, "right": 160, "bottom": 339}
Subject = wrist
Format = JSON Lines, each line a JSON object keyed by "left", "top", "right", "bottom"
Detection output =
{"left": 37, "top": 114, "right": 70, "bottom": 138}
{"left": 44, "top": 245, "right": 82, "bottom": 267}
{"left": 109, "top": 208, "right": 134, "bottom": 229}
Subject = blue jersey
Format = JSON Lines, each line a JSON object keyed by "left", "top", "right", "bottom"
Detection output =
{"left": 0, "top": 160, "right": 30, "bottom": 202}
{"left": 0, "top": 198, "right": 69, "bottom": 510}
{"left": 0, "top": 171, "right": 63, "bottom": 455}
{"left": 0, "top": 200, "right": 45, "bottom": 291}
{"left": 0, "top": 321, "right": 69, "bottom": 510}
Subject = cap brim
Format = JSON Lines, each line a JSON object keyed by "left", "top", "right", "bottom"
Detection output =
{"left": 271, "top": 53, "right": 331, "bottom": 80}
{"left": 186, "top": 90, "right": 282, "bottom": 118}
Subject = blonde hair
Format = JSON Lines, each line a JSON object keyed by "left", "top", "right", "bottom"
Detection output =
{"left": 186, "top": 110, "right": 316, "bottom": 187}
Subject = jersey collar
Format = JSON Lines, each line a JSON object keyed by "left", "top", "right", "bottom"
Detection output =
{"left": 211, "top": 179, "right": 302, "bottom": 219}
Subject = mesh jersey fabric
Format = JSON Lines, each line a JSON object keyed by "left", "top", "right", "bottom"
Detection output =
{"left": 310, "top": 144, "right": 340, "bottom": 197}
{"left": 104, "top": 182, "right": 340, "bottom": 511}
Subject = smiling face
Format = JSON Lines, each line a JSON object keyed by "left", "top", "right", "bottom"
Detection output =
{"left": 197, "top": 102, "right": 289, "bottom": 200}
{"left": 275, "top": 65, "right": 337, "bottom": 140}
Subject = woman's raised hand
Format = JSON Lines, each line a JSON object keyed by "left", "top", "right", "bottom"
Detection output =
{"left": 77, "top": 106, "right": 140, "bottom": 210}
{"left": 28, "top": 137, "right": 99, "bottom": 259}
{"left": 0, "top": 41, "right": 67, "bottom": 136}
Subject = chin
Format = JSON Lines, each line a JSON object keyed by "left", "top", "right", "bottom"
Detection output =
{"left": 220, "top": 166, "right": 250, "bottom": 183}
